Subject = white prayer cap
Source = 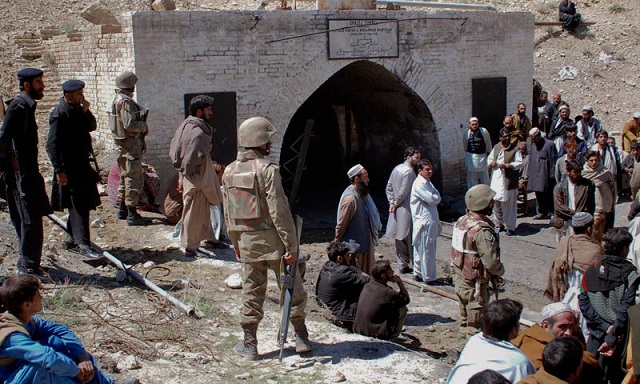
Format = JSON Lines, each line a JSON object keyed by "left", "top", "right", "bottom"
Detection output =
{"left": 633, "top": 112, "right": 640, "bottom": 119}
{"left": 558, "top": 105, "right": 569, "bottom": 112}
{"left": 582, "top": 106, "right": 593, "bottom": 113}
{"left": 541, "top": 302, "right": 573, "bottom": 322}
{"left": 469, "top": 117, "right": 479, "bottom": 123}
{"left": 529, "top": 127, "right": 540, "bottom": 136}
{"left": 347, "top": 164, "right": 364, "bottom": 179}
{"left": 571, "top": 212, "right": 593, "bottom": 228}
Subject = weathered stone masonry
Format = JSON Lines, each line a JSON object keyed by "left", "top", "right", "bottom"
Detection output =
{"left": 44, "top": 10, "right": 533, "bottom": 195}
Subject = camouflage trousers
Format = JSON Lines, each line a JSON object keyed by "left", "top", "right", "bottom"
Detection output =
{"left": 453, "top": 274, "right": 489, "bottom": 329}
{"left": 240, "top": 258, "right": 307, "bottom": 329}
{"left": 116, "top": 138, "right": 144, "bottom": 207}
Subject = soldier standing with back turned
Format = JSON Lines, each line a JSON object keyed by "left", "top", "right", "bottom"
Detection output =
{"left": 222, "top": 117, "right": 311, "bottom": 360}
{"left": 109, "top": 71, "right": 150, "bottom": 226}
{"left": 450, "top": 184, "right": 505, "bottom": 332}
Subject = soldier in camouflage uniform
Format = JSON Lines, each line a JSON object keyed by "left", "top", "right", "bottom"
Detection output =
{"left": 109, "top": 71, "right": 150, "bottom": 226}
{"left": 222, "top": 117, "right": 310, "bottom": 360}
{"left": 450, "top": 184, "right": 505, "bottom": 331}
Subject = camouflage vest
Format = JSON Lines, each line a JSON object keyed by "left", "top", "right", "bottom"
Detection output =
{"left": 450, "top": 214, "right": 495, "bottom": 280}
{"left": 223, "top": 156, "right": 273, "bottom": 232}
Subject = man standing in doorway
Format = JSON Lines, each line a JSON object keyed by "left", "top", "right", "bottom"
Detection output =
{"left": 465, "top": 117, "right": 492, "bottom": 188}
{"left": 0, "top": 68, "right": 52, "bottom": 278}
{"left": 336, "top": 164, "right": 382, "bottom": 274}
{"left": 169, "top": 95, "right": 223, "bottom": 257}
{"left": 222, "top": 117, "right": 310, "bottom": 360}
{"left": 528, "top": 128, "right": 558, "bottom": 220}
{"left": 385, "top": 147, "right": 420, "bottom": 274}
{"left": 109, "top": 71, "right": 150, "bottom": 226}
{"left": 511, "top": 103, "right": 531, "bottom": 144}
{"left": 46, "top": 80, "right": 102, "bottom": 260}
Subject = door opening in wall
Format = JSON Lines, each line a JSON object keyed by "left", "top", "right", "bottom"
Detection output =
{"left": 280, "top": 60, "right": 440, "bottom": 228}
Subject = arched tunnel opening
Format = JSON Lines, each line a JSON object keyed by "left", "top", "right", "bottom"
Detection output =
{"left": 280, "top": 60, "right": 441, "bottom": 228}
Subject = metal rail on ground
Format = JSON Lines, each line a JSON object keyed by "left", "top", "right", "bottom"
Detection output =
{"left": 46, "top": 214, "right": 205, "bottom": 319}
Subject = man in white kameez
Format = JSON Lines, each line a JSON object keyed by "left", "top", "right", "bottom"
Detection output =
{"left": 410, "top": 159, "right": 441, "bottom": 283}
{"left": 488, "top": 128, "right": 522, "bottom": 236}
{"left": 385, "top": 147, "right": 421, "bottom": 274}
{"left": 169, "top": 95, "right": 223, "bottom": 256}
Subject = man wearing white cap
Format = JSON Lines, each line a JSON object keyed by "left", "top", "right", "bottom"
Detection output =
{"left": 336, "top": 164, "right": 382, "bottom": 274}
{"left": 622, "top": 112, "right": 640, "bottom": 153}
{"left": 528, "top": 128, "right": 558, "bottom": 220}
{"left": 576, "top": 106, "right": 603, "bottom": 148}
{"left": 512, "top": 302, "right": 603, "bottom": 382}
{"left": 464, "top": 117, "right": 492, "bottom": 188}
{"left": 549, "top": 105, "right": 574, "bottom": 153}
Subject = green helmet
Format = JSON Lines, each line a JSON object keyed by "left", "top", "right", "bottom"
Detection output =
{"left": 465, "top": 184, "right": 496, "bottom": 211}
{"left": 116, "top": 71, "right": 138, "bottom": 89}
{"left": 238, "top": 117, "right": 276, "bottom": 147}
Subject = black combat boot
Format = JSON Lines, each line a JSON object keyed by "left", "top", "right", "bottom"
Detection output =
{"left": 293, "top": 322, "right": 311, "bottom": 354}
{"left": 234, "top": 325, "right": 258, "bottom": 360}
{"left": 117, "top": 201, "right": 128, "bottom": 220}
{"left": 126, "top": 207, "right": 151, "bottom": 226}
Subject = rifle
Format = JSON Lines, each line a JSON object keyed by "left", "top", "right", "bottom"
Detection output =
{"left": 278, "top": 214, "right": 303, "bottom": 362}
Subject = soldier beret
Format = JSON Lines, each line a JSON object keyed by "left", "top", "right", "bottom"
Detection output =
{"left": 347, "top": 164, "right": 364, "bottom": 179}
{"left": 17, "top": 68, "right": 43, "bottom": 81}
{"left": 62, "top": 79, "right": 85, "bottom": 93}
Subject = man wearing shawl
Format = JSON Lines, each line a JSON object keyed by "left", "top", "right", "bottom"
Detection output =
{"left": 336, "top": 164, "right": 381, "bottom": 274}
{"left": 169, "top": 95, "right": 223, "bottom": 256}
{"left": 545, "top": 212, "right": 602, "bottom": 341}
{"left": 582, "top": 150, "right": 616, "bottom": 243}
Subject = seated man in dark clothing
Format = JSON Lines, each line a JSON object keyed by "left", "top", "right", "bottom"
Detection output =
{"left": 315, "top": 241, "right": 370, "bottom": 330}
{"left": 353, "top": 260, "right": 410, "bottom": 340}
{"left": 559, "top": 0, "right": 581, "bottom": 33}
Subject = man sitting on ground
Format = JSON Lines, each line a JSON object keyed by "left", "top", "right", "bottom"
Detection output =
{"left": 316, "top": 241, "right": 370, "bottom": 330}
{"left": 447, "top": 299, "right": 535, "bottom": 384}
{"left": 511, "top": 302, "right": 603, "bottom": 383}
{"left": 0, "top": 275, "right": 138, "bottom": 384}
{"left": 353, "top": 260, "right": 409, "bottom": 340}
{"left": 518, "top": 338, "right": 584, "bottom": 384}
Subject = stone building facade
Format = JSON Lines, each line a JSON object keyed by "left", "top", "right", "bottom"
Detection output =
{"left": 43, "top": 9, "right": 533, "bottom": 207}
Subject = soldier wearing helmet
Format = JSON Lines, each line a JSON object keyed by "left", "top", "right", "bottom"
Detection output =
{"left": 109, "top": 71, "right": 150, "bottom": 226}
{"left": 221, "top": 117, "right": 310, "bottom": 360}
{"left": 450, "top": 184, "right": 505, "bottom": 332}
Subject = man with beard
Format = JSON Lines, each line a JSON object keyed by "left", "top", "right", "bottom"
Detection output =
{"left": 46, "top": 80, "right": 102, "bottom": 260}
{"left": 549, "top": 106, "right": 574, "bottom": 153}
{"left": 576, "top": 106, "right": 603, "bottom": 148}
{"left": 169, "top": 95, "right": 223, "bottom": 257}
{"left": 501, "top": 115, "right": 518, "bottom": 144}
{"left": 464, "top": 117, "right": 492, "bottom": 188}
{"left": 511, "top": 103, "right": 531, "bottom": 144}
{"left": 385, "top": 147, "right": 420, "bottom": 274}
{"left": 450, "top": 184, "right": 505, "bottom": 331}
{"left": 109, "top": 71, "right": 151, "bottom": 226}
{"left": 489, "top": 128, "right": 523, "bottom": 236}
{"left": 336, "top": 164, "right": 382, "bottom": 274}
{"left": 538, "top": 91, "right": 554, "bottom": 134}
{"left": 581, "top": 151, "right": 615, "bottom": 243}
{"left": 0, "top": 68, "right": 52, "bottom": 278}
{"left": 528, "top": 128, "right": 558, "bottom": 220}
{"left": 553, "top": 160, "right": 595, "bottom": 238}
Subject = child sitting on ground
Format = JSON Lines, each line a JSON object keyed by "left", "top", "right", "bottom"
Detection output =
{"left": 0, "top": 274, "right": 139, "bottom": 384}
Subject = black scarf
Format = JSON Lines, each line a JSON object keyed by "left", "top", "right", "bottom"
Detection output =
{"left": 582, "top": 255, "right": 636, "bottom": 292}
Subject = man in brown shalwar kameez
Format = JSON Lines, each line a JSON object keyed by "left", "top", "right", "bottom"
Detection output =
{"left": 169, "top": 95, "right": 223, "bottom": 256}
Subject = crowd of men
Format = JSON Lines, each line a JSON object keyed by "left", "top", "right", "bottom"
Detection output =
{"left": 2, "top": 64, "right": 640, "bottom": 384}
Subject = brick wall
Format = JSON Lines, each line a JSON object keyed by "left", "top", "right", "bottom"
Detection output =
{"left": 130, "top": 10, "right": 533, "bottom": 194}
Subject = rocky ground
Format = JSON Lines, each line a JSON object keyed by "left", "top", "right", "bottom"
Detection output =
{"left": 0, "top": 0, "right": 639, "bottom": 382}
